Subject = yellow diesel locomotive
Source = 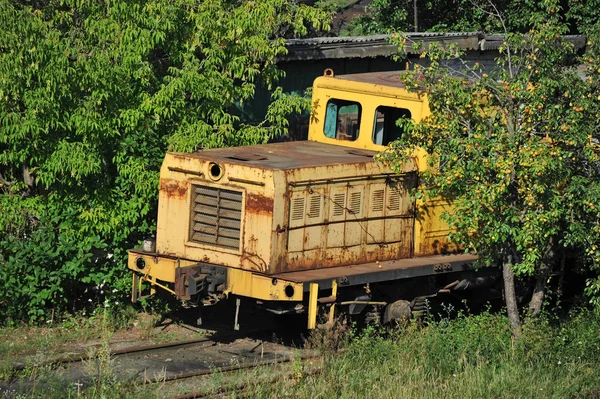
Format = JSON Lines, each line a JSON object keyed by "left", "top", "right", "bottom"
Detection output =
{"left": 128, "top": 70, "right": 484, "bottom": 329}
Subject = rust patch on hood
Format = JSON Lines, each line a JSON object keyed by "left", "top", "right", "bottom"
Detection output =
{"left": 246, "top": 193, "right": 274, "bottom": 213}
{"left": 160, "top": 178, "right": 188, "bottom": 199}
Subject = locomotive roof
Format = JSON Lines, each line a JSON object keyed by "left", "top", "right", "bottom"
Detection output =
{"left": 171, "top": 141, "right": 393, "bottom": 170}
{"left": 313, "top": 70, "right": 427, "bottom": 99}
{"left": 332, "top": 70, "right": 412, "bottom": 88}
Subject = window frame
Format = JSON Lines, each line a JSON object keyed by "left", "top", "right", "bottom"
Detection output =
{"left": 372, "top": 106, "right": 412, "bottom": 146}
{"left": 323, "top": 98, "right": 363, "bottom": 142}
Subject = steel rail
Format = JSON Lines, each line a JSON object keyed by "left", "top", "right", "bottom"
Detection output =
{"left": 147, "top": 351, "right": 319, "bottom": 385}
{"left": 167, "top": 358, "right": 322, "bottom": 399}
{"left": 10, "top": 332, "right": 252, "bottom": 372}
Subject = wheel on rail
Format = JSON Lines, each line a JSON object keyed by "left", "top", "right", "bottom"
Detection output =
{"left": 382, "top": 300, "right": 412, "bottom": 326}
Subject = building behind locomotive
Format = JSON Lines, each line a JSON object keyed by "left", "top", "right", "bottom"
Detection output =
{"left": 128, "top": 70, "right": 484, "bottom": 327}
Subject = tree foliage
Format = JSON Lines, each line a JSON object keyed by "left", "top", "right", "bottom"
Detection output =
{"left": 345, "top": 0, "right": 599, "bottom": 34}
{"left": 0, "top": 0, "right": 329, "bottom": 323}
{"left": 381, "top": 1, "right": 600, "bottom": 332}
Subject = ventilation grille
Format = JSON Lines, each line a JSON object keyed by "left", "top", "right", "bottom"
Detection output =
{"left": 332, "top": 193, "right": 345, "bottom": 216}
{"left": 371, "top": 189, "right": 384, "bottom": 212}
{"left": 291, "top": 198, "right": 305, "bottom": 221}
{"left": 349, "top": 192, "right": 362, "bottom": 215}
{"left": 388, "top": 188, "right": 401, "bottom": 211}
{"left": 308, "top": 195, "right": 321, "bottom": 218}
{"left": 190, "top": 185, "right": 242, "bottom": 250}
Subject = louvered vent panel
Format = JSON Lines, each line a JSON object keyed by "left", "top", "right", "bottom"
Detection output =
{"left": 388, "top": 188, "right": 401, "bottom": 211}
{"left": 349, "top": 192, "right": 362, "bottom": 215}
{"left": 333, "top": 193, "right": 345, "bottom": 216}
{"left": 371, "top": 189, "right": 384, "bottom": 212}
{"left": 307, "top": 195, "right": 321, "bottom": 218}
{"left": 189, "top": 185, "right": 243, "bottom": 250}
{"left": 291, "top": 197, "right": 305, "bottom": 221}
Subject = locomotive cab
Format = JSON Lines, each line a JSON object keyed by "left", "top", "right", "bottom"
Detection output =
{"left": 128, "top": 70, "right": 481, "bottom": 329}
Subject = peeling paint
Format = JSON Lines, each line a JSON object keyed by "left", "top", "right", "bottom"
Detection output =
{"left": 246, "top": 193, "right": 274, "bottom": 214}
{"left": 160, "top": 179, "right": 188, "bottom": 199}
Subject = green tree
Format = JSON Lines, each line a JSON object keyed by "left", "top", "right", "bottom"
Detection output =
{"left": 381, "top": 1, "right": 600, "bottom": 335}
{"left": 345, "top": 0, "right": 409, "bottom": 35}
{"left": 346, "top": 0, "right": 599, "bottom": 35}
{"left": 0, "top": 0, "right": 329, "bottom": 323}
{"left": 344, "top": 0, "right": 510, "bottom": 34}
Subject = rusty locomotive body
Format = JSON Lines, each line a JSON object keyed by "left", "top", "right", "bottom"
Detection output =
{"left": 128, "top": 70, "right": 489, "bottom": 328}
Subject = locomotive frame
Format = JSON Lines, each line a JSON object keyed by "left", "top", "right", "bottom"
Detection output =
{"left": 128, "top": 69, "right": 488, "bottom": 329}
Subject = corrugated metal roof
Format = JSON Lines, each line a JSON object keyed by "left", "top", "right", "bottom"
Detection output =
{"left": 286, "top": 34, "right": 391, "bottom": 46}
{"left": 480, "top": 34, "right": 586, "bottom": 50}
{"left": 282, "top": 33, "right": 586, "bottom": 61}
{"left": 282, "top": 32, "right": 482, "bottom": 61}
{"left": 286, "top": 32, "right": 481, "bottom": 47}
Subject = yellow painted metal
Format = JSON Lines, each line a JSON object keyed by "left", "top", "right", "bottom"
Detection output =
{"left": 127, "top": 250, "right": 303, "bottom": 301}
{"left": 127, "top": 251, "right": 197, "bottom": 283}
{"left": 144, "top": 148, "right": 420, "bottom": 277}
{"left": 414, "top": 197, "right": 456, "bottom": 256}
{"left": 130, "top": 271, "right": 176, "bottom": 301}
{"left": 328, "top": 279, "right": 338, "bottom": 324}
{"left": 155, "top": 159, "right": 275, "bottom": 270}
{"left": 131, "top": 273, "right": 139, "bottom": 303}
{"left": 140, "top": 276, "right": 176, "bottom": 296}
{"left": 150, "top": 276, "right": 157, "bottom": 296}
{"left": 308, "top": 70, "right": 454, "bottom": 257}
{"left": 141, "top": 277, "right": 177, "bottom": 295}
{"left": 308, "top": 283, "right": 319, "bottom": 329}
{"left": 225, "top": 267, "right": 303, "bottom": 302}
{"left": 308, "top": 73, "right": 430, "bottom": 152}
{"left": 127, "top": 69, "right": 456, "bottom": 303}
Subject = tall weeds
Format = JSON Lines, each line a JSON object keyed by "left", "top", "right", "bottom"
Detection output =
{"left": 254, "top": 307, "right": 600, "bottom": 398}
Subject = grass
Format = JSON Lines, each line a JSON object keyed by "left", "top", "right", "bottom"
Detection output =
{"left": 0, "top": 303, "right": 206, "bottom": 399}
{"left": 0, "top": 305, "right": 162, "bottom": 383}
{"left": 245, "top": 307, "right": 600, "bottom": 398}
{"left": 1, "top": 308, "right": 129, "bottom": 353}
{"left": 2, "top": 306, "right": 600, "bottom": 398}
{"left": 0, "top": 302, "right": 207, "bottom": 374}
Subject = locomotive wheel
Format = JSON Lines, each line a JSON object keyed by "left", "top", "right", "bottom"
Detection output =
{"left": 364, "top": 305, "right": 382, "bottom": 325}
{"left": 383, "top": 300, "right": 412, "bottom": 325}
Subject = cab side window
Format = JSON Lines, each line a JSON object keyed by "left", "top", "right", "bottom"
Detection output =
{"left": 372, "top": 106, "right": 411, "bottom": 146}
{"left": 324, "top": 99, "right": 362, "bottom": 141}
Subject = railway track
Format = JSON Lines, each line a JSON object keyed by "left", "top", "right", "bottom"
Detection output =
{"left": 168, "top": 364, "right": 323, "bottom": 399}
{"left": 2, "top": 329, "right": 312, "bottom": 396}
{"left": 10, "top": 335, "right": 219, "bottom": 372}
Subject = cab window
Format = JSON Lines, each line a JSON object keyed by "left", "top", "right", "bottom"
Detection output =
{"left": 324, "top": 99, "right": 361, "bottom": 141}
{"left": 372, "top": 106, "right": 411, "bottom": 146}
